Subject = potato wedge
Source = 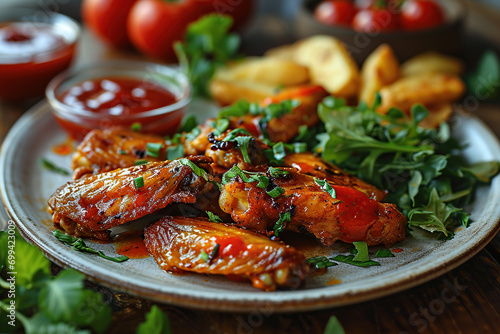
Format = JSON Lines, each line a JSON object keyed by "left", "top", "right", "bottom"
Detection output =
{"left": 359, "top": 44, "right": 400, "bottom": 105}
{"left": 401, "top": 52, "right": 465, "bottom": 77}
{"left": 209, "top": 79, "right": 276, "bottom": 106}
{"left": 293, "top": 35, "right": 360, "bottom": 98}
{"left": 378, "top": 73, "right": 465, "bottom": 114}
{"left": 264, "top": 44, "right": 297, "bottom": 60}
{"left": 215, "top": 57, "right": 309, "bottom": 87}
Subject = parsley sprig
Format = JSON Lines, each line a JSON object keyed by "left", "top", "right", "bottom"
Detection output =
{"left": 221, "top": 165, "right": 288, "bottom": 198}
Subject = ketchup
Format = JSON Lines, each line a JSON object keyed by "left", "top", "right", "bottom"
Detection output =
{"left": 61, "top": 77, "right": 178, "bottom": 116}
{"left": 52, "top": 76, "right": 186, "bottom": 140}
{"left": 0, "top": 22, "right": 77, "bottom": 100}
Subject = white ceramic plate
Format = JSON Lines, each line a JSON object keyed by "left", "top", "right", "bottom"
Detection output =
{"left": 1, "top": 102, "right": 500, "bottom": 312}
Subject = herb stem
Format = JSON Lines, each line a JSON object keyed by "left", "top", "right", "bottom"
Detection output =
{"left": 0, "top": 277, "right": 10, "bottom": 289}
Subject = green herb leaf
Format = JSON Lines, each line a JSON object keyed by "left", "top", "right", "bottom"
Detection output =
{"left": 222, "top": 128, "right": 252, "bottom": 142}
{"left": 218, "top": 100, "right": 250, "bottom": 118}
{"left": 266, "top": 185, "right": 285, "bottom": 198}
{"left": 374, "top": 249, "right": 395, "bottom": 258}
{"left": 273, "top": 212, "right": 291, "bottom": 237}
{"left": 200, "top": 249, "right": 209, "bottom": 262}
{"left": 210, "top": 244, "right": 220, "bottom": 262}
{"left": 178, "top": 158, "right": 217, "bottom": 189}
{"left": 146, "top": 142, "right": 164, "bottom": 158}
{"left": 134, "top": 159, "right": 149, "bottom": 166}
{"left": 352, "top": 241, "right": 369, "bottom": 262}
{"left": 166, "top": 145, "right": 185, "bottom": 160}
{"left": 466, "top": 50, "right": 500, "bottom": 101}
{"left": 462, "top": 161, "right": 500, "bottom": 183}
{"left": 178, "top": 115, "right": 198, "bottom": 133}
{"left": 324, "top": 316, "right": 346, "bottom": 334}
{"left": 131, "top": 122, "right": 142, "bottom": 132}
{"left": 235, "top": 136, "right": 253, "bottom": 164}
{"left": 215, "top": 118, "right": 230, "bottom": 134}
{"left": 307, "top": 256, "right": 338, "bottom": 269}
{"left": 136, "top": 305, "right": 172, "bottom": 334}
{"left": 118, "top": 150, "right": 128, "bottom": 155}
{"left": 53, "top": 230, "right": 129, "bottom": 263}
{"left": 332, "top": 255, "right": 380, "bottom": 267}
{"left": 175, "top": 14, "right": 240, "bottom": 97}
{"left": 206, "top": 211, "right": 223, "bottom": 223}
{"left": 134, "top": 176, "right": 144, "bottom": 189}
{"left": 267, "top": 167, "right": 289, "bottom": 178}
{"left": 41, "top": 158, "right": 70, "bottom": 176}
{"left": 221, "top": 165, "right": 250, "bottom": 184}
{"left": 314, "top": 178, "right": 337, "bottom": 199}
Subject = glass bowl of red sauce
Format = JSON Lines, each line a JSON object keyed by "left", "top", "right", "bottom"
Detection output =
{"left": 46, "top": 61, "right": 191, "bottom": 140}
{"left": 0, "top": 8, "right": 80, "bottom": 101}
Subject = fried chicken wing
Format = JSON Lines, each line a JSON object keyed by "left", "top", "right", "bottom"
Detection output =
{"left": 48, "top": 156, "right": 213, "bottom": 239}
{"left": 283, "top": 152, "right": 387, "bottom": 201}
{"left": 144, "top": 217, "right": 309, "bottom": 291}
{"left": 72, "top": 128, "right": 167, "bottom": 179}
{"left": 219, "top": 169, "right": 405, "bottom": 247}
{"left": 230, "top": 85, "right": 329, "bottom": 143}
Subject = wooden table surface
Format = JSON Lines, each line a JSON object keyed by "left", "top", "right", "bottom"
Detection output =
{"left": 1, "top": 1, "right": 500, "bottom": 333}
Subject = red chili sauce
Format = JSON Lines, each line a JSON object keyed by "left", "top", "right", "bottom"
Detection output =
{"left": 0, "top": 22, "right": 76, "bottom": 100}
{"left": 55, "top": 77, "right": 184, "bottom": 140}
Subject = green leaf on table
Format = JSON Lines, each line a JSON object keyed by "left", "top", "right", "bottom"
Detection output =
{"left": 136, "top": 305, "right": 172, "bottom": 334}
{"left": 13, "top": 232, "right": 50, "bottom": 287}
{"left": 307, "top": 256, "right": 337, "bottom": 269}
{"left": 324, "top": 315, "right": 345, "bottom": 334}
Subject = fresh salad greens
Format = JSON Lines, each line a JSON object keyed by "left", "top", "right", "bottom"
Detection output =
{"left": 174, "top": 14, "right": 240, "bottom": 97}
{"left": 316, "top": 96, "right": 500, "bottom": 238}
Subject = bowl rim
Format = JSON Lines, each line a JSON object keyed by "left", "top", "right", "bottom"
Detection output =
{"left": 0, "top": 7, "right": 81, "bottom": 64}
{"left": 301, "top": 0, "right": 466, "bottom": 37}
{"left": 46, "top": 60, "right": 192, "bottom": 120}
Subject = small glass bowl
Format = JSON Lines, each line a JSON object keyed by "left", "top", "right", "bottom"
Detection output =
{"left": 0, "top": 8, "right": 80, "bottom": 101}
{"left": 46, "top": 60, "right": 192, "bottom": 140}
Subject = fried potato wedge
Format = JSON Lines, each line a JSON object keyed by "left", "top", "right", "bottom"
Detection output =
{"left": 378, "top": 73, "right": 465, "bottom": 114}
{"left": 418, "top": 103, "right": 454, "bottom": 129}
{"left": 401, "top": 52, "right": 465, "bottom": 77}
{"left": 359, "top": 44, "right": 400, "bottom": 106}
{"left": 209, "top": 79, "right": 275, "bottom": 106}
{"left": 144, "top": 217, "right": 309, "bottom": 291}
{"left": 263, "top": 43, "right": 297, "bottom": 60}
{"left": 293, "top": 35, "right": 360, "bottom": 98}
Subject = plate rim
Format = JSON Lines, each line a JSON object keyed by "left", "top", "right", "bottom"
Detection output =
{"left": 1, "top": 102, "right": 500, "bottom": 313}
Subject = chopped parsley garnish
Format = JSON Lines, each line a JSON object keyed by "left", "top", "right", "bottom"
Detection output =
{"left": 222, "top": 128, "right": 252, "bottom": 142}
{"left": 178, "top": 158, "right": 220, "bottom": 190}
{"left": 293, "top": 142, "right": 307, "bottom": 153}
{"left": 267, "top": 166, "right": 289, "bottom": 178}
{"left": 146, "top": 142, "right": 164, "bottom": 158}
{"left": 324, "top": 316, "right": 346, "bottom": 334}
{"left": 134, "top": 159, "right": 149, "bottom": 165}
{"left": 130, "top": 122, "right": 142, "bottom": 132}
{"left": 200, "top": 249, "right": 209, "bottom": 262}
{"left": 307, "top": 256, "right": 338, "bottom": 269}
{"left": 53, "top": 230, "right": 128, "bottom": 263}
{"left": 374, "top": 249, "right": 395, "bottom": 258}
{"left": 221, "top": 165, "right": 287, "bottom": 198}
{"left": 215, "top": 118, "right": 230, "bottom": 134}
{"left": 41, "top": 158, "right": 70, "bottom": 176}
{"left": 315, "top": 178, "right": 337, "bottom": 199}
{"left": 206, "top": 211, "right": 223, "bottom": 223}
{"left": 352, "top": 241, "right": 369, "bottom": 262}
{"left": 332, "top": 255, "right": 380, "bottom": 268}
{"left": 178, "top": 115, "right": 198, "bottom": 133}
{"left": 209, "top": 244, "right": 220, "bottom": 262}
{"left": 167, "top": 145, "right": 185, "bottom": 160}
{"left": 134, "top": 176, "right": 144, "bottom": 189}
{"left": 235, "top": 136, "right": 253, "bottom": 164}
{"left": 273, "top": 212, "right": 291, "bottom": 237}
{"left": 118, "top": 150, "right": 128, "bottom": 155}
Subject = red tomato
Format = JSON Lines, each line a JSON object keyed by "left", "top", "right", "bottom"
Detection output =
{"left": 127, "top": 0, "right": 253, "bottom": 61}
{"left": 82, "top": 0, "right": 138, "bottom": 48}
{"left": 352, "top": 7, "right": 399, "bottom": 32}
{"left": 400, "top": 0, "right": 445, "bottom": 30}
{"left": 314, "top": 0, "right": 357, "bottom": 27}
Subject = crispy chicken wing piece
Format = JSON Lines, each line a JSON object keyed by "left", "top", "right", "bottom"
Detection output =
{"left": 72, "top": 128, "right": 167, "bottom": 179}
{"left": 219, "top": 168, "right": 405, "bottom": 247}
{"left": 144, "top": 217, "right": 309, "bottom": 291}
{"left": 48, "top": 156, "right": 213, "bottom": 239}
{"left": 283, "top": 152, "right": 387, "bottom": 201}
{"left": 230, "top": 85, "right": 329, "bottom": 143}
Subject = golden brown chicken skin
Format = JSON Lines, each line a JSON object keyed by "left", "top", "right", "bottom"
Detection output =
{"left": 230, "top": 85, "right": 329, "bottom": 143}
{"left": 48, "top": 156, "right": 213, "bottom": 240}
{"left": 283, "top": 152, "right": 387, "bottom": 201}
{"left": 72, "top": 128, "right": 167, "bottom": 179}
{"left": 144, "top": 217, "right": 309, "bottom": 291}
{"left": 219, "top": 169, "right": 406, "bottom": 247}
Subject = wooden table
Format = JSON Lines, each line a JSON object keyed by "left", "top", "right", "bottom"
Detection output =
{"left": 1, "top": 2, "right": 500, "bottom": 333}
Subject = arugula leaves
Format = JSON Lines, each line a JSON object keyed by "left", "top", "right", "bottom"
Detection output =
{"left": 466, "top": 50, "right": 500, "bottom": 101}
{"left": 136, "top": 305, "right": 172, "bottom": 334}
{"left": 174, "top": 14, "right": 240, "bottom": 97}
{"left": 317, "top": 96, "right": 500, "bottom": 238}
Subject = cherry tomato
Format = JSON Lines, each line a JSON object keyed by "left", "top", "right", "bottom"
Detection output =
{"left": 400, "top": 0, "right": 445, "bottom": 30}
{"left": 352, "top": 7, "right": 399, "bottom": 32}
{"left": 127, "top": 0, "right": 253, "bottom": 61}
{"left": 82, "top": 0, "right": 138, "bottom": 48}
{"left": 314, "top": 0, "right": 357, "bottom": 27}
